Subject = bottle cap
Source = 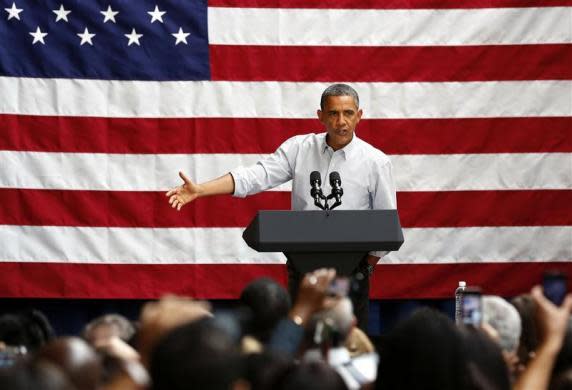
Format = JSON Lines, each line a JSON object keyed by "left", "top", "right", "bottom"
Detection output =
{"left": 459, "top": 281, "right": 466, "bottom": 287}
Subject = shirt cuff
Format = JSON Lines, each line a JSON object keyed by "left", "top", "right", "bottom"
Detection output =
{"left": 368, "top": 250, "right": 389, "bottom": 258}
{"left": 229, "top": 168, "right": 248, "bottom": 198}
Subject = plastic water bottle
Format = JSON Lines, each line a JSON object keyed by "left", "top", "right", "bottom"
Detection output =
{"left": 454, "top": 281, "right": 466, "bottom": 325}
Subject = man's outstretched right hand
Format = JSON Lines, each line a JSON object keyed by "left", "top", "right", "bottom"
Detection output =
{"left": 166, "top": 171, "right": 201, "bottom": 211}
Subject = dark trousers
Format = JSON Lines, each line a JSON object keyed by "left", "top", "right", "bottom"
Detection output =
{"left": 286, "top": 259, "right": 370, "bottom": 332}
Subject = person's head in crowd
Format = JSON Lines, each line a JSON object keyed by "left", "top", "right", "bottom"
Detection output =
{"left": 82, "top": 314, "right": 136, "bottom": 346}
{"left": 376, "top": 307, "right": 468, "bottom": 390}
{"left": 551, "top": 368, "right": 572, "bottom": 390}
{"left": 240, "top": 277, "right": 291, "bottom": 343}
{"left": 511, "top": 294, "right": 539, "bottom": 369}
{"left": 306, "top": 297, "right": 354, "bottom": 349}
{"left": 243, "top": 351, "right": 292, "bottom": 390}
{"left": 98, "top": 352, "right": 149, "bottom": 390}
{"left": 459, "top": 326, "right": 511, "bottom": 390}
{"left": 33, "top": 337, "right": 102, "bottom": 390}
{"left": 83, "top": 314, "right": 142, "bottom": 385}
{"left": 0, "top": 359, "right": 76, "bottom": 390}
{"left": 0, "top": 309, "right": 54, "bottom": 352}
{"left": 482, "top": 295, "right": 522, "bottom": 377}
{"left": 137, "top": 295, "right": 212, "bottom": 367}
{"left": 273, "top": 361, "right": 348, "bottom": 390}
{"left": 483, "top": 295, "right": 522, "bottom": 354}
{"left": 150, "top": 317, "right": 248, "bottom": 390}
{"left": 552, "top": 318, "right": 572, "bottom": 388}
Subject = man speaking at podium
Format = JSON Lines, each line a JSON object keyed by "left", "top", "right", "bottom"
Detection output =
{"left": 166, "top": 84, "right": 397, "bottom": 329}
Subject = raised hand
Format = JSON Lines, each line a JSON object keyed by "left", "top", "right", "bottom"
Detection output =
{"left": 531, "top": 285, "right": 572, "bottom": 351}
{"left": 290, "top": 268, "right": 337, "bottom": 325}
{"left": 166, "top": 171, "right": 201, "bottom": 211}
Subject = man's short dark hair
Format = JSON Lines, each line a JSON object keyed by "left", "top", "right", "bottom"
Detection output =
{"left": 273, "top": 361, "right": 348, "bottom": 390}
{"left": 459, "top": 326, "right": 511, "bottom": 390}
{"left": 150, "top": 318, "right": 243, "bottom": 390}
{"left": 0, "top": 310, "right": 55, "bottom": 352}
{"left": 376, "top": 308, "right": 468, "bottom": 390}
{"left": 320, "top": 84, "right": 360, "bottom": 110}
{"left": 239, "top": 277, "right": 291, "bottom": 343}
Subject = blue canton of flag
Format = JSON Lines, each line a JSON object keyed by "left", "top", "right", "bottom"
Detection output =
{"left": 0, "top": 0, "right": 210, "bottom": 80}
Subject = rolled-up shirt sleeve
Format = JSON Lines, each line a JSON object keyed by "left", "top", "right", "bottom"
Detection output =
{"left": 369, "top": 157, "right": 397, "bottom": 259}
{"left": 230, "top": 136, "right": 298, "bottom": 198}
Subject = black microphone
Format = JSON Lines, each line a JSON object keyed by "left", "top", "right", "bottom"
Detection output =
{"left": 310, "top": 171, "right": 326, "bottom": 210}
{"left": 328, "top": 171, "right": 343, "bottom": 209}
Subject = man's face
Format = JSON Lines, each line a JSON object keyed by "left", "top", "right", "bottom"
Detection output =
{"left": 318, "top": 95, "right": 362, "bottom": 150}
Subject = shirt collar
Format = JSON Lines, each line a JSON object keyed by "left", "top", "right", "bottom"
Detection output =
{"left": 320, "top": 132, "right": 358, "bottom": 160}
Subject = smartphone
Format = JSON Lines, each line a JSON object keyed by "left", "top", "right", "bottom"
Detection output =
{"left": 0, "top": 346, "right": 27, "bottom": 368}
{"left": 461, "top": 287, "right": 482, "bottom": 327}
{"left": 543, "top": 271, "right": 568, "bottom": 306}
{"left": 327, "top": 277, "right": 350, "bottom": 296}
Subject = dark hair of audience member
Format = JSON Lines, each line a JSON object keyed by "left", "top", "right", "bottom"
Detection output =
{"left": 0, "top": 310, "right": 55, "bottom": 352}
{"left": 551, "top": 368, "right": 572, "bottom": 390}
{"left": 33, "top": 337, "right": 102, "bottom": 390}
{"left": 0, "top": 360, "right": 76, "bottom": 390}
{"left": 376, "top": 307, "right": 468, "bottom": 390}
{"left": 243, "top": 351, "right": 292, "bottom": 390}
{"left": 459, "top": 326, "right": 511, "bottom": 390}
{"left": 551, "top": 319, "right": 572, "bottom": 389}
{"left": 272, "top": 361, "right": 348, "bottom": 390}
{"left": 150, "top": 317, "right": 245, "bottom": 390}
{"left": 239, "top": 277, "right": 291, "bottom": 343}
{"left": 511, "top": 294, "right": 539, "bottom": 367}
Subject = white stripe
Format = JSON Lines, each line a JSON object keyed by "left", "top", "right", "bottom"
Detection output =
{"left": 0, "top": 225, "right": 568, "bottom": 264}
{"left": 386, "top": 226, "right": 572, "bottom": 264}
{"left": 0, "top": 226, "right": 284, "bottom": 264}
{"left": 1, "top": 151, "right": 570, "bottom": 191}
{"left": 392, "top": 153, "right": 572, "bottom": 192}
{"left": 209, "top": 7, "right": 571, "bottom": 46}
{"left": 1, "top": 78, "right": 570, "bottom": 119}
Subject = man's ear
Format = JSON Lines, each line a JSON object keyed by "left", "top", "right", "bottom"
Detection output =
{"left": 317, "top": 109, "right": 324, "bottom": 124}
{"left": 357, "top": 108, "right": 363, "bottom": 121}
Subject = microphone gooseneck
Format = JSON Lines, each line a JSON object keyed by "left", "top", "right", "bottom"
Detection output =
{"left": 310, "top": 171, "right": 326, "bottom": 210}
{"left": 327, "top": 171, "right": 343, "bottom": 210}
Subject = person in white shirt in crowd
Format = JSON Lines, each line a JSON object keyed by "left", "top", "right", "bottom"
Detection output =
{"left": 302, "top": 296, "right": 378, "bottom": 390}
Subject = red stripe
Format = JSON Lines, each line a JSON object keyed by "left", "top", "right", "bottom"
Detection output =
{"left": 211, "top": 45, "right": 572, "bottom": 82}
{"left": 370, "top": 262, "right": 572, "bottom": 299}
{"left": 208, "top": 0, "right": 572, "bottom": 9}
{"left": 1, "top": 189, "right": 569, "bottom": 228}
{"left": 0, "top": 262, "right": 569, "bottom": 299}
{"left": 1, "top": 115, "right": 570, "bottom": 154}
{"left": 398, "top": 190, "right": 572, "bottom": 228}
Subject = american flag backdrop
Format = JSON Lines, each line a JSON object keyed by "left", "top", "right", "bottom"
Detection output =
{"left": 0, "top": 0, "right": 570, "bottom": 300}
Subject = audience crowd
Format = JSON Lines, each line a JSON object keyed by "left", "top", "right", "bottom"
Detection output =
{"left": 0, "top": 268, "right": 571, "bottom": 390}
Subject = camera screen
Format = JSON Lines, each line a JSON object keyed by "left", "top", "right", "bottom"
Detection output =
{"left": 544, "top": 275, "right": 567, "bottom": 306}
{"left": 328, "top": 277, "right": 350, "bottom": 296}
{"left": 0, "top": 351, "right": 19, "bottom": 368}
{"left": 462, "top": 294, "right": 482, "bottom": 326}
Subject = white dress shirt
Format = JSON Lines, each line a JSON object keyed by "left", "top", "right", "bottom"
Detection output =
{"left": 303, "top": 347, "right": 379, "bottom": 390}
{"left": 230, "top": 132, "right": 397, "bottom": 257}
